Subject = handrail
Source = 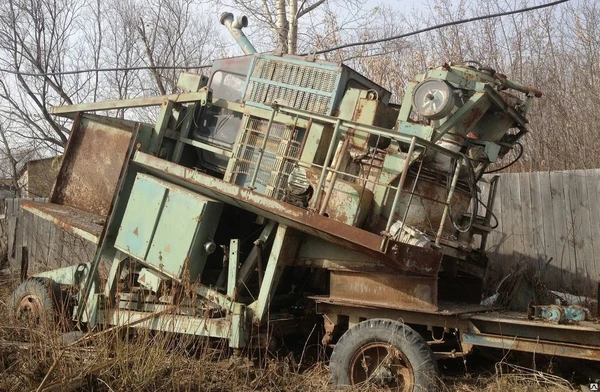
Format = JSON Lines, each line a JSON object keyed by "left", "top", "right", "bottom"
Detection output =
{"left": 275, "top": 105, "right": 463, "bottom": 160}
{"left": 208, "top": 101, "right": 472, "bottom": 251}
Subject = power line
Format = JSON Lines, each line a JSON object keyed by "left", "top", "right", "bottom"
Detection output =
{"left": 313, "top": 0, "right": 569, "bottom": 55}
{"left": 0, "top": 64, "right": 211, "bottom": 77}
{"left": 0, "top": 0, "right": 568, "bottom": 77}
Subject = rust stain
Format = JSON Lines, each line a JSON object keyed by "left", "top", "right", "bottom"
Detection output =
{"left": 461, "top": 105, "right": 485, "bottom": 130}
{"left": 51, "top": 117, "right": 134, "bottom": 216}
{"left": 21, "top": 200, "right": 104, "bottom": 241}
{"left": 135, "top": 152, "right": 443, "bottom": 277}
{"left": 329, "top": 270, "right": 438, "bottom": 311}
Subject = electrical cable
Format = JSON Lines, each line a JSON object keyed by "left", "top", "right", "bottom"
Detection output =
{"left": 448, "top": 154, "right": 478, "bottom": 233}
{"left": 0, "top": 64, "right": 211, "bottom": 77}
{"left": 476, "top": 195, "right": 499, "bottom": 230}
{"left": 311, "top": 0, "right": 569, "bottom": 55}
{"left": 484, "top": 142, "right": 523, "bottom": 173}
{"left": 0, "top": 0, "right": 568, "bottom": 78}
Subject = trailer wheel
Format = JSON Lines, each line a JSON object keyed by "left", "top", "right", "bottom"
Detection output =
{"left": 10, "top": 278, "right": 62, "bottom": 326}
{"left": 330, "top": 319, "right": 440, "bottom": 391}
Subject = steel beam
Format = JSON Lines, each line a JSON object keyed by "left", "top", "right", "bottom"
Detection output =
{"left": 236, "top": 220, "right": 277, "bottom": 288}
{"left": 50, "top": 90, "right": 210, "bottom": 115}
{"left": 461, "top": 333, "right": 600, "bottom": 362}
{"left": 172, "top": 104, "right": 197, "bottom": 163}
{"left": 104, "top": 309, "right": 231, "bottom": 338}
{"left": 249, "top": 225, "right": 298, "bottom": 323}
{"left": 104, "top": 251, "right": 127, "bottom": 303}
{"left": 228, "top": 239, "right": 239, "bottom": 298}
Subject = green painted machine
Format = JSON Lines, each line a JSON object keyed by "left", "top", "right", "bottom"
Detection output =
{"left": 10, "top": 13, "right": 600, "bottom": 391}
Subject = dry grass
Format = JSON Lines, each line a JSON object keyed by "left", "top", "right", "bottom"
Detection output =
{"left": 446, "top": 362, "right": 577, "bottom": 392}
{"left": 0, "top": 273, "right": 581, "bottom": 392}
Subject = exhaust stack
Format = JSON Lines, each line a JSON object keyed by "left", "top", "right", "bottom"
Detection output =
{"left": 220, "top": 12, "right": 256, "bottom": 55}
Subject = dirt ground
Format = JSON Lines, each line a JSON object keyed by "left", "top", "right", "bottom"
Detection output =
{"left": 0, "top": 273, "right": 589, "bottom": 392}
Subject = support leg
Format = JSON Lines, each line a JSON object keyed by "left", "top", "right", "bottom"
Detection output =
{"left": 249, "top": 225, "right": 299, "bottom": 323}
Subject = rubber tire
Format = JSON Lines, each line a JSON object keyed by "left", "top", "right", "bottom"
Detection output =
{"left": 9, "top": 278, "right": 62, "bottom": 325}
{"left": 330, "top": 319, "right": 440, "bottom": 391}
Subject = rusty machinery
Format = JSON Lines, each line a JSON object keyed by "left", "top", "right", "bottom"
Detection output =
{"left": 9, "top": 12, "right": 600, "bottom": 392}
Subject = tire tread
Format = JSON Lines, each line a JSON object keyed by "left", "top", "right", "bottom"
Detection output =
{"left": 330, "top": 318, "right": 440, "bottom": 391}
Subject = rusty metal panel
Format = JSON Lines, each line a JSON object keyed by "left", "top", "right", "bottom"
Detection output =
{"left": 461, "top": 333, "right": 600, "bottom": 362}
{"left": 329, "top": 270, "right": 438, "bottom": 311}
{"left": 51, "top": 115, "right": 136, "bottom": 216}
{"left": 20, "top": 200, "right": 104, "bottom": 244}
{"left": 133, "top": 151, "right": 444, "bottom": 277}
{"left": 469, "top": 311, "right": 600, "bottom": 347}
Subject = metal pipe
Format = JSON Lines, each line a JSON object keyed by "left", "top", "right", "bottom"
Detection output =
{"left": 319, "top": 136, "right": 349, "bottom": 216}
{"left": 384, "top": 136, "right": 417, "bottom": 235}
{"left": 313, "top": 119, "right": 342, "bottom": 210}
{"left": 398, "top": 153, "right": 425, "bottom": 237}
{"left": 220, "top": 12, "right": 257, "bottom": 55}
{"left": 436, "top": 157, "right": 462, "bottom": 245}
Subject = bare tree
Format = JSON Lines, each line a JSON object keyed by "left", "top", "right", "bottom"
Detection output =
{"left": 0, "top": 0, "right": 222, "bottom": 157}
{"left": 222, "top": 0, "right": 374, "bottom": 54}
{"left": 135, "top": 0, "right": 220, "bottom": 95}
{"left": 0, "top": 0, "right": 84, "bottom": 148}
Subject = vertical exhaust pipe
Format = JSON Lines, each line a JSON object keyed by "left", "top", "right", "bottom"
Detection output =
{"left": 220, "top": 12, "right": 257, "bottom": 55}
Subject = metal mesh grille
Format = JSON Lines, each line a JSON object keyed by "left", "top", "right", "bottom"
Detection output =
{"left": 232, "top": 116, "right": 304, "bottom": 199}
{"left": 244, "top": 58, "right": 338, "bottom": 115}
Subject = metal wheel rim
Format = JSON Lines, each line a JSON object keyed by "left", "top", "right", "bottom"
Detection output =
{"left": 349, "top": 342, "right": 414, "bottom": 391}
{"left": 17, "top": 294, "right": 46, "bottom": 323}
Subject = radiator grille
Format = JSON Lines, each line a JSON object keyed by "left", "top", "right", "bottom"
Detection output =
{"left": 244, "top": 58, "right": 338, "bottom": 115}
{"left": 232, "top": 116, "right": 304, "bottom": 199}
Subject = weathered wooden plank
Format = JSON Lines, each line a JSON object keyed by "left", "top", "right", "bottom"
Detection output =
{"left": 71, "top": 235, "right": 91, "bottom": 273}
{"left": 561, "top": 171, "right": 581, "bottom": 289}
{"left": 48, "top": 224, "right": 61, "bottom": 269}
{"left": 44, "top": 221, "right": 57, "bottom": 270}
{"left": 18, "top": 205, "right": 31, "bottom": 276}
{"left": 503, "top": 173, "right": 523, "bottom": 267}
{"left": 585, "top": 169, "right": 600, "bottom": 283}
{"left": 518, "top": 172, "right": 535, "bottom": 268}
{"left": 493, "top": 174, "right": 512, "bottom": 276}
{"left": 483, "top": 175, "right": 504, "bottom": 284}
{"left": 537, "top": 171, "right": 558, "bottom": 284}
{"left": 61, "top": 231, "right": 77, "bottom": 267}
{"left": 29, "top": 213, "right": 41, "bottom": 274}
{"left": 529, "top": 172, "right": 546, "bottom": 273}
{"left": 44, "top": 220, "right": 53, "bottom": 269}
{"left": 25, "top": 212, "right": 35, "bottom": 273}
{"left": 570, "top": 169, "right": 594, "bottom": 295}
{"left": 7, "top": 199, "right": 16, "bottom": 260}
{"left": 549, "top": 171, "right": 570, "bottom": 289}
{"left": 14, "top": 202, "right": 23, "bottom": 273}
{"left": 38, "top": 218, "right": 51, "bottom": 271}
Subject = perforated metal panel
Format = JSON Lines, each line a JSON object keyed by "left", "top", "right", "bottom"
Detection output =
{"left": 243, "top": 56, "right": 340, "bottom": 115}
{"left": 231, "top": 116, "right": 304, "bottom": 199}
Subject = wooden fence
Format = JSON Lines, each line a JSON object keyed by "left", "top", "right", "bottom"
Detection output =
{"left": 2, "top": 198, "right": 96, "bottom": 276}
{"left": 485, "top": 168, "right": 600, "bottom": 295}
{"left": 2, "top": 167, "right": 599, "bottom": 294}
